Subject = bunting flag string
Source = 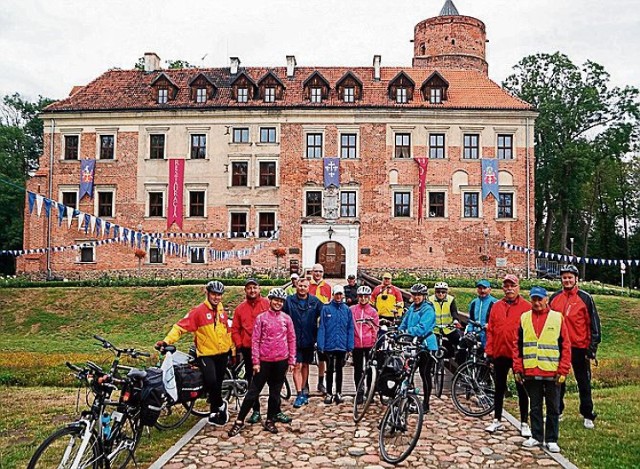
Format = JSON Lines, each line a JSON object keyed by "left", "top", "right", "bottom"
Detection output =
{"left": 499, "top": 241, "right": 640, "bottom": 267}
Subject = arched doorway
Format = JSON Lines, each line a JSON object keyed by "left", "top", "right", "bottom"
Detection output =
{"left": 316, "top": 241, "right": 346, "bottom": 278}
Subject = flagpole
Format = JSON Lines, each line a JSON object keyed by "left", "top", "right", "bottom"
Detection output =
{"left": 46, "top": 118, "right": 55, "bottom": 280}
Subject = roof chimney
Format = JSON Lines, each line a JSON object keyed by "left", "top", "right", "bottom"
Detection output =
{"left": 143, "top": 52, "right": 161, "bottom": 72}
{"left": 286, "top": 55, "right": 297, "bottom": 78}
{"left": 230, "top": 57, "right": 241, "bottom": 75}
{"left": 373, "top": 55, "right": 381, "bottom": 81}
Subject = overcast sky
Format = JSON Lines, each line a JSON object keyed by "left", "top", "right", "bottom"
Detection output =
{"left": 1, "top": 0, "right": 638, "bottom": 102}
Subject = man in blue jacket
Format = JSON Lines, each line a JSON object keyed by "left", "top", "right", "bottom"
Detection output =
{"left": 399, "top": 283, "right": 437, "bottom": 412}
{"left": 318, "top": 285, "right": 354, "bottom": 405}
{"left": 283, "top": 277, "right": 324, "bottom": 408}
{"left": 466, "top": 279, "right": 497, "bottom": 348}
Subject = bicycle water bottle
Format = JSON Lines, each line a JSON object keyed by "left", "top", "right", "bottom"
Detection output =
{"left": 101, "top": 413, "right": 112, "bottom": 439}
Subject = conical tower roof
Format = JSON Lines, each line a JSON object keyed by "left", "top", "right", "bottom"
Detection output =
{"left": 439, "top": 0, "right": 460, "bottom": 16}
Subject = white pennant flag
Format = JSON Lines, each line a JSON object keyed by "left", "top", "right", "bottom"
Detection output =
{"left": 160, "top": 351, "right": 178, "bottom": 402}
{"left": 89, "top": 216, "right": 96, "bottom": 234}
{"left": 35, "top": 194, "right": 44, "bottom": 217}
{"left": 67, "top": 208, "right": 74, "bottom": 228}
{"left": 78, "top": 214, "right": 84, "bottom": 231}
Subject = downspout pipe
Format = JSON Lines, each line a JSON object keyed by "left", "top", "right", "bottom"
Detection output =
{"left": 525, "top": 116, "right": 531, "bottom": 279}
{"left": 46, "top": 118, "right": 55, "bottom": 279}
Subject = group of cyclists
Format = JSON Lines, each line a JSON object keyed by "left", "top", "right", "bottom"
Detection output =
{"left": 156, "top": 263, "right": 601, "bottom": 454}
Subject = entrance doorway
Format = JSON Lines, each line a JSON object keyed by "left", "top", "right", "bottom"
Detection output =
{"left": 316, "top": 241, "right": 346, "bottom": 278}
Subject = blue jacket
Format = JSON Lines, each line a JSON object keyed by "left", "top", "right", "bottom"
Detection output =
{"left": 466, "top": 295, "right": 497, "bottom": 347}
{"left": 283, "top": 293, "right": 323, "bottom": 349}
{"left": 399, "top": 300, "right": 437, "bottom": 351}
{"left": 317, "top": 300, "right": 354, "bottom": 352}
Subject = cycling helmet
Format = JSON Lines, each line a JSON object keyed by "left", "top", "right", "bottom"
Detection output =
{"left": 560, "top": 264, "right": 579, "bottom": 276}
{"left": 434, "top": 281, "right": 449, "bottom": 290}
{"left": 267, "top": 287, "right": 288, "bottom": 300}
{"left": 357, "top": 285, "right": 372, "bottom": 295}
{"left": 409, "top": 283, "right": 429, "bottom": 295}
{"left": 205, "top": 280, "right": 225, "bottom": 294}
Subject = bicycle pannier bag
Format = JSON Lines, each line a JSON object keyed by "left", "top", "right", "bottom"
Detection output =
{"left": 140, "top": 367, "right": 165, "bottom": 426}
{"left": 174, "top": 364, "right": 204, "bottom": 403}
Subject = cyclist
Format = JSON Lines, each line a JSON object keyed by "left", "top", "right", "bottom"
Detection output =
{"left": 398, "top": 283, "right": 438, "bottom": 413}
{"left": 429, "top": 282, "right": 463, "bottom": 362}
{"left": 156, "top": 280, "right": 232, "bottom": 426}
{"left": 343, "top": 274, "right": 359, "bottom": 306}
{"left": 285, "top": 273, "right": 299, "bottom": 296}
{"left": 228, "top": 288, "right": 296, "bottom": 437}
{"left": 308, "top": 263, "right": 331, "bottom": 394}
{"left": 231, "top": 278, "right": 270, "bottom": 424}
{"left": 550, "top": 264, "right": 601, "bottom": 429}
{"left": 466, "top": 279, "right": 498, "bottom": 348}
{"left": 350, "top": 285, "right": 379, "bottom": 404}
{"left": 372, "top": 272, "right": 404, "bottom": 320}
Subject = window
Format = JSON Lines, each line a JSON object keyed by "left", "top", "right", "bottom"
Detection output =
{"left": 61, "top": 191, "right": 78, "bottom": 210}
{"left": 264, "top": 87, "right": 276, "bottom": 103}
{"left": 306, "top": 133, "right": 323, "bottom": 159}
{"left": 148, "top": 192, "right": 164, "bottom": 217}
{"left": 196, "top": 88, "right": 207, "bottom": 103}
{"left": 80, "top": 246, "right": 95, "bottom": 263}
{"left": 429, "top": 134, "right": 445, "bottom": 159}
{"left": 259, "top": 162, "right": 277, "bottom": 187}
{"left": 237, "top": 87, "right": 248, "bottom": 103}
{"left": 149, "top": 134, "right": 165, "bottom": 159}
{"left": 396, "top": 88, "right": 408, "bottom": 104}
{"left": 340, "top": 133, "right": 357, "bottom": 159}
{"left": 429, "top": 88, "right": 442, "bottom": 104}
{"left": 233, "top": 128, "right": 249, "bottom": 143}
{"left": 340, "top": 191, "right": 357, "bottom": 217}
{"left": 305, "top": 191, "right": 322, "bottom": 217}
{"left": 64, "top": 135, "right": 79, "bottom": 160}
{"left": 260, "top": 127, "right": 276, "bottom": 143}
{"left": 149, "top": 247, "right": 163, "bottom": 264}
{"left": 157, "top": 88, "right": 168, "bottom": 104}
{"left": 230, "top": 213, "right": 247, "bottom": 236}
{"left": 497, "top": 134, "right": 513, "bottom": 160}
{"left": 190, "top": 134, "right": 206, "bottom": 159}
{"left": 190, "top": 247, "right": 205, "bottom": 264}
{"left": 97, "top": 191, "right": 114, "bottom": 217}
{"left": 258, "top": 212, "right": 276, "bottom": 235}
{"left": 99, "top": 135, "right": 114, "bottom": 160}
{"left": 394, "top": 192, "right": 411, "bottom": 217}
{"left": 463, "top": 134, "right": 479, "bottom": 159}
{"left": 498, "top": 193, "right": 514, "bottom": 219}
{"left": 463, "top": 192, "right": 479, "bottom": 218}
{"left": 310, "top": 87, "right": 322, "bottom": 103}
{"left": 231, "top": 162, "right": 248, "bottom": 186}
{"left": 428, "top": 192, "right": 445, "bottom": 218}
{"left": 344, "top": 87, "right": 355, "bottom": 103}
{"left": 189, "top": 191, "right": 205, "bottom": 217}
{"left": 395, "top": 133, "right": 411, "bottom": 159}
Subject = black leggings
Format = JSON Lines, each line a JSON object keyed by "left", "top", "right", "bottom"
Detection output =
{"left": 493, "top": 356, "right": 528, "bottom": 422}
{"left": 352, "top": 348, "right": 372, "bottom": 391}
{"left": 237, "top": 360, "right": 288, "bottom": 422}
{"left": 238, "top": 347, "right": 260, "bottom": 412}
{"left": 326, "top": 351, "right": 347, "bottom": 395}
{"left": 198, "top": 353, "right": 228, "bottom": 413}
{"left": 418, "top": 352, "right": 435, "bottom": 408}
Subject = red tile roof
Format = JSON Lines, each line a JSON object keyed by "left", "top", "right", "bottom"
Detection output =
{"left": 45, "top": 66, "right": 533, "bottom": 112}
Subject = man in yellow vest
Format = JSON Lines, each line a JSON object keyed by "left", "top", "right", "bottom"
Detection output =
{"left": 513, "top": 287, "right": 571, "bottom": 453}
{"left": 429, "top": 281, "right": 463, "bottom": 361}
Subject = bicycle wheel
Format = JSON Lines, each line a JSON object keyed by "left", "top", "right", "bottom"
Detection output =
{"left": 108, "top": 413, "right": 142, "bottom": 469}
{"left": 28, "top": 425, "right": 100, "bottom": 469}
{"left": 433, "top": 358, "right": 445, "bottom": 398}
{"left": 155, "top": 396, "right": 193, "bottom": 430}
{"left": 451, "top": 362, "right": 495, "bottom": 417}
{"left": 378, "top": 393, "right": 424, "bottom": 464}
{"left": 280, "top": 376, "right": 292, "bottom": 400}
{"left": 353, "top": 365, "right": 377, "bottom": 423}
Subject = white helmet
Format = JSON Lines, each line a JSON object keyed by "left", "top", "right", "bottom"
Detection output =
{"left": 357, "top": 285, "right": 372, "bottom": 295}
{"left": 434, "top": 281, "right": 449, "bottom": 290}
{"left": 267, "top": 288, "right": 288, "bottom": 300}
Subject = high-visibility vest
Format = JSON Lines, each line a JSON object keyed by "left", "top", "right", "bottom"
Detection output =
{"left": 429, "top": 294, "right": 455, "bottom": 334}
{"left": 521, "top": 310, "right": 563, "bottom": 372}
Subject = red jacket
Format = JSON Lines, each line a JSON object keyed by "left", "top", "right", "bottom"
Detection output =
{"left": 231, "top": 297, "right": 270, "bottom": 349}
{"left": 549, "top": 287, "right": 601, "bottom": 350}
{"left": 513, "top": 308, "right": 572, "bottom": 378}
{"left": 485, "top": 295, "right": 531, "bottom": 359}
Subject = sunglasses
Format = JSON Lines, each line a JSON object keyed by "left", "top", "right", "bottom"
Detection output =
{"left": 435, "top": 290, "right": 447, "bottom": 294}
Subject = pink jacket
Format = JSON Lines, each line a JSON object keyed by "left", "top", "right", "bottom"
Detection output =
{"left": 252, "top": 309, "right": 297, "bottom": 366}
{"left": 351, "top": 303, "right": 379, "bottom": 349}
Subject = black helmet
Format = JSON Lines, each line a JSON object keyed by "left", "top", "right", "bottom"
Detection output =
{"left": 205, "top": 280, "right": 225, "bottom": 294}
{"left": 409, "top": 283, "right": 429, "bottom": 295}
{"left": 560, "top": 265, "right": 579, "bottom": 277}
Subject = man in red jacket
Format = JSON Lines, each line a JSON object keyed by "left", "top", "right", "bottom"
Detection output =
{"left": 231, "top": 278, "right": 270, "bottom": 424}
{"left": 550, "top": 265, "right": 601, "bottom": 429}
{"left": 484, "top": 274, "right": 531, "bottom": 437}
{"left": 514, "top": 287, "right": 571, "bottom": 453}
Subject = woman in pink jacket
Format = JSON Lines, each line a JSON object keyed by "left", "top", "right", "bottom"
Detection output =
{"left": 228, "top": 288, "right": 296, "bottom": 436}
{"left": 351, "top": 285, "right": 379, "bottom": 404}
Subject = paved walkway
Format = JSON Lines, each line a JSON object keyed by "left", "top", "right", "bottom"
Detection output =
{"left": 156, "top": 367, "right": 563, "bottom": 469}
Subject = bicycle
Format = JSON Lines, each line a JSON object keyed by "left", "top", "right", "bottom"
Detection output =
{"left": 377, "top": 333, "right": 425, "bottom": 464}
{"left": 225, "top": 352, "right": 292, "bottom": 406}
{"left": 450, "top": 320, "right": 495, "bottom": 417}
{"left": 28, "top": 335, "right": 150, "bottom": 469}
{"left": 431, "top": 323, "right": 460, "bottom": 398}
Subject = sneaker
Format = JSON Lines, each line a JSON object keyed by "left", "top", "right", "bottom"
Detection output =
{"left": 323, "top": 394, "right": 333, "bottom": 405}
{"left": 334, "top": 393, "right": 344, "bottom": 404}
{"left": 275, "top": 412, "right": 292, "bottom": 424}
{"left": 522, "top": 437, "right": 541, "bottom": 448}
{"left": 558, "top": 413, "right": 564, "bottom": 422}
{"left": 303, "top": 394, "right": 309, "bottom": 405}
{"left": 248, "top": 410, "right": 261, "bottom": 424}
{"left": 584, "top": 418, "right": 595, "bottom": 429}
{"left": 263, "top": 419, "right": 278, "bottom": 434}
{"left": 293, "top": 394, "right": 306, "bottom": 408}
{"left": 485, "top": 419, "right": 504, "bottom": 433}
{"left": 227, "top": 421, "right": 244, "bottom": 437}
{"left": 208, "top": 400, "right": 229, "bottom": 426}
{"left": 520, "top": 423, "right": 532, "bottom": 438}
{"left": 317, "top": 383, "right": 327, "bottom": 395}
{"left": 546, "top": 442, "right": 561, "bottom": 453}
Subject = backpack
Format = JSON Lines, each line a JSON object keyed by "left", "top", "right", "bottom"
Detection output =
{"left": 174, "top": 364, "right": 204, "bottom": 403}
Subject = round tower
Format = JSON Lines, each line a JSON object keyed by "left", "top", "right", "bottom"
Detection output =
{"left": 413, "top": 0, "right": 488, "bottom": 74}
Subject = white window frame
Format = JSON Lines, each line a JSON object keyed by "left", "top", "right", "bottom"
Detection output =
{"left": 303, "top": 128, "right": 325, "bottom": 159}
{"left": 462, "top": 133, "right": 481, "bottom": 160}
{"left": 259, "top": 127, "right": 277, "bottom": 144}
{"left": 396, "top": 87, "right": 408, "bottom": 104}
{"left": 497, "top": 190, "right": 517, "bottom": 220}
{"left": 393, "top": 132, "right": 412, "bottom": 159}
{"left": 429, "top": 87, "right": 442, "bottom": 104}
{"left": 310, "top": 87, "right": 322, "bottom": 103}
{"left": 256, "top": 159, "right": 279, "bottom": 188}
{"left": 237, "top": 87, "right": 248, "bottom": 103}
{"left": 196, "top": 88, "right": 207, "bottom": 103}
{"left": 189, "top": 133, "right": 208, "bottom": 159}
{"left": 148, "top": 132, "right": 167, "bottom": 160}
{"left": 157, "top": 88, "right": 168, "bottom": 104}
{"left": 94, "top": 187, "right": 116, "bottom": 218}
{"left": 232, "top": 127, "right": 250, "bottom": 144}
{"left": 391, "top": 186, "right": 413, "bottom": 218}
{"left": 229, "top": 210, "right": 250, "bottom": 237}
{"left": 145, "top": 185, "right": 167, "bottom": 219}
{"left": 148, "top": 246, "right": 165, "bottom": 264}
{"left": 303, "top": 188, "right": 323, "bottom": 218}
{"left": 495, "top": 130, "right": 516, "bottom": 160}
{"left": 228, "top": 157, "right": 251, "bottom": 188}
{"left": 339, "top": 130, "right": 360, "bottom": 159}
{"left": 257, "top": 211, "right": 277, "bottom": 237}
{"left": 264, "top": 87, "right": 276, "bottom": 103}
{"left": 77, "top": 243, "right": 96, "bottom": 264}
{"left": 186, "top": 185, "right": 208, "bottom": 218}
{"left": 426, "top": 187, "right": 448, "bottom": 219}
{"left": 58, "top": 186, "right": 79, "bottom": 210}
{"left": 339, "top": 189, "right": 358, "bottom": 218}
{"left": 344, "top": 87, "right": 355, "bottom": 103}
{"left": 60, "top": 130, "right": 82, "bottom": 161}
{"left": 428, "top": 133, "right": 446, "bottom": 159}
{"left": 461, "top": 189, "right": 483, "bottom": 219}
{"left": 188, "top": 242, "right": 208, "bottom": 264}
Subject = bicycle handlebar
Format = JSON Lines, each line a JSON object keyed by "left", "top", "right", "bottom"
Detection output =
{"left": 93, "top": 334, "right": 150, "bottom": 358}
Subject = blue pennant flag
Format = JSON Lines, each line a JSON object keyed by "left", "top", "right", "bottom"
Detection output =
{"left": 57, "top": 202, "right": 66, "bottom": 226}
{"left": 481, "top": 159, "right": 499, "bottom": 200}
{"left": 323, "top": 157, "right": 340, "bottom": 188}
{"left": 83, "top": 214, "right": 90, "bottom": 234}
{"left": 79, "top": 159, "right": 96, "bottom": 199}
{"left": 28, "top": 192, "right": 36, "bottom": 213}
{"left": 44, "top": 198, "right": 52, "bottom": 218}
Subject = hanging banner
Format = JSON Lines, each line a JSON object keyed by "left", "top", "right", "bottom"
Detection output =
{"left": 79, "top": 159, "right": 96, "bottom": 199}
{"left": 415, "top": 157, "right": 429, "bottom": 224}
{"left": 167, "top": 159, "right": 185, "bottom": 230}
{"left": 481, "top": 159, "right": 499, "bottom": 200}
{"left": 323, "top": 157, "right": 340, "bottom": 188}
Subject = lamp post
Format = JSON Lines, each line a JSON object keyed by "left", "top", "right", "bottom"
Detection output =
{"left": 483, "top": 227, "right": 489, "bottom": 277}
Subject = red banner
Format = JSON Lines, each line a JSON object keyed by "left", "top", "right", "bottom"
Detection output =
{"left": 415, "top": 158, "right": 429, "bottom": 224}
{"left": 168, "top": 159, "right": 184, "bottom": 229}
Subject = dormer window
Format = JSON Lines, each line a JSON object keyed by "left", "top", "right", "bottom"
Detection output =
{"left": 304, "top": 71, "right": 331, "bottom": 103}
{"left": 388, "top": 71, "right": 415, "bottom": 104}
{"left": 158, "top": 88, "right": 168, "bottom": 104}
{"left": 336, "top": 72, "right": 363, "bottom": 103}
{"left": 257, "top": 71, "right": 285, "bottom": 103}
{"left": 151, "top": 73, "right": 178, "bottom": 104}
{"left": 421, "top": 71, "right": 449, "bottom": 104}
{"left": 237, "top": 88, "right": 248, "bottom": 103}
{"left": 188, "top": 73, "right": 217, "bottom": 103}
{"left": 230, "top": 72, "right": 258, "bottom": 103}
{"left": 196, "top": 88, "right": 207, "bottom": 103}
{"left": 264, "top": 87, "right": 276, "bottom": 103}
{"left": 396, "top": 88, "right": 408, "bottom": 104}
{"left": 311, "top": 87, "right": 323, "bottom": 103}
{"left": 430, "top": 88, "right": 443, "bottom": 104}
{"left": 344, "top": 87, "right": 355, "bottom": 103}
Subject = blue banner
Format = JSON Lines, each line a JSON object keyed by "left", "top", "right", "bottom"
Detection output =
{"left": 323, "top": 157, "right": 340, "bottom": 188}
{"left": 481, "top": 159, "right": 499, "bottom": 200}
{"left": 79, "top": 159, "right": 96, "bottom": 199}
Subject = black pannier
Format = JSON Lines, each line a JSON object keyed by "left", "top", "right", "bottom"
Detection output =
{"left": 174, "top": 364, "right": 204, "bottom": 403}
{"left": 139, "top": 367, "right": 164, "bottom": 426}
{"left": 377, "top": 355, "right": 404, "bottom": 397}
